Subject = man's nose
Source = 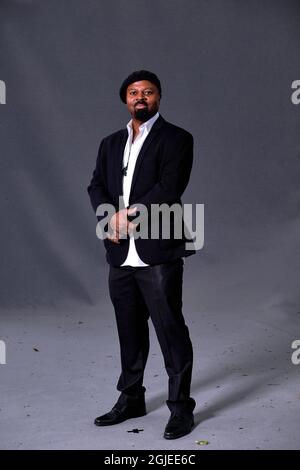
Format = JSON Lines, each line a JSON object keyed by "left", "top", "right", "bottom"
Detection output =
{"left": 136, "top": 92, "right": 146, "bottom": 100}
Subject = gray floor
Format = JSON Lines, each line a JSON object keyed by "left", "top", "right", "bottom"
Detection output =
{"left": 1, "top": 260, "right": 300, "bottom": 450}
{"left": 1, "top": 220, "right": 300, "bottom": 450}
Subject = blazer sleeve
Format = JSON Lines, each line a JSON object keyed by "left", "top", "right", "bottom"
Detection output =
{"left": 133, "top": 132, "right": 194, "bottom": 210}
{"left": 87, "top": 138, "right": 115, "bottom": 222}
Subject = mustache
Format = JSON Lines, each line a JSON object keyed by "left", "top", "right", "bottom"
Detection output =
{"left": 134, "top": 101, "right": 148, "bottom": 107}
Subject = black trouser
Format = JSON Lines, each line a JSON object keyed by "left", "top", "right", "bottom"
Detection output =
{"left": 108, "top": 258, "right": 195, "bottom": 416}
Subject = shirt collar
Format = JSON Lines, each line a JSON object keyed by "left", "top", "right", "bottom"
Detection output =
{"left": 127, "top": 111, "right": 160, "bottom": 134}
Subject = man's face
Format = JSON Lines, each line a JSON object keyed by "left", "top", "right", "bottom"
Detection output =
{"left": 126, "top": 80, "right": 160, "bottom": 122}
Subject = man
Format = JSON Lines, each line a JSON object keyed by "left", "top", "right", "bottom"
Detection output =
{"left": 87, "top": 70, "right": 196, "bottom": 439}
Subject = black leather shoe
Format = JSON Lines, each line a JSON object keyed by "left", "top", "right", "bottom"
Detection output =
{"left": 94, "top": 402, "right": 146, "bottom": 426}
{"left": 163, "top": 414, "right": 194, "bottom": 439}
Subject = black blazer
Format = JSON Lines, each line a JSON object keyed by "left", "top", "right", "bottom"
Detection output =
{"left": 87, "top": 114, "right": 196, "bottom": 266}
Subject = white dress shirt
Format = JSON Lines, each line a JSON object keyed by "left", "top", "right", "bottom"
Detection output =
{"left": 121, "top": 112, "right": 160, "bottom": 267}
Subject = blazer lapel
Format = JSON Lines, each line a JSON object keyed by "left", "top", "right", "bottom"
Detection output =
{"left": 129, "top": 115, "right": 165, "bottom": 199}
{"left": 116, "top": 129, "right": 129, "bottom": 200}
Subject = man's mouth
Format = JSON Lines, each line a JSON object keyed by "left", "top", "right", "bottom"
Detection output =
{"left": 135, "top": 103, "right": 147, "bottom": 108}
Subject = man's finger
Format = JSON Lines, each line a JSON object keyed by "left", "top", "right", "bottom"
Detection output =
{"left": 107, "top": 232, "right": 120, "bottom": 244}
{"left": 127, "top": 206, "right": 137, "bottom": 215}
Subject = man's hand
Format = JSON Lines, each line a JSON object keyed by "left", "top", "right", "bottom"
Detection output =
{"left": 107, "top": 207, "right": 137, "bottom": 244}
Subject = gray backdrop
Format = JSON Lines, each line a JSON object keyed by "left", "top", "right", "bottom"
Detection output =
{"left": 1, "top": 0, "right": 299, "bottom": 312}
{"left": 1, "top": 0, "right": 300, "bottom": 451}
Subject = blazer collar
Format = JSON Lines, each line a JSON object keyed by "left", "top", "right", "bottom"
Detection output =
{"left": 117, "top": 114, "right": 166, "bottom": 200}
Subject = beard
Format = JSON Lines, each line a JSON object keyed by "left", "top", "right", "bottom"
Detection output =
{"left": 133, "top": 106, "right": 157, "bottom": 122}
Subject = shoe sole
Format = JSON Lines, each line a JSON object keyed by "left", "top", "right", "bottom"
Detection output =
{"left": 94, "top": 410, "right": 147, "bottom": 426}
{"left": 163, "top": 422, "right": 194, "bottom": 440}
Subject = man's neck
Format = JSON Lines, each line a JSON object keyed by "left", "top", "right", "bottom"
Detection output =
{"left": 130, "top": 111, "right": 159, "bottom": 142}
{"left": 131, "top": 118, "right": 143, "bottom": 141}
